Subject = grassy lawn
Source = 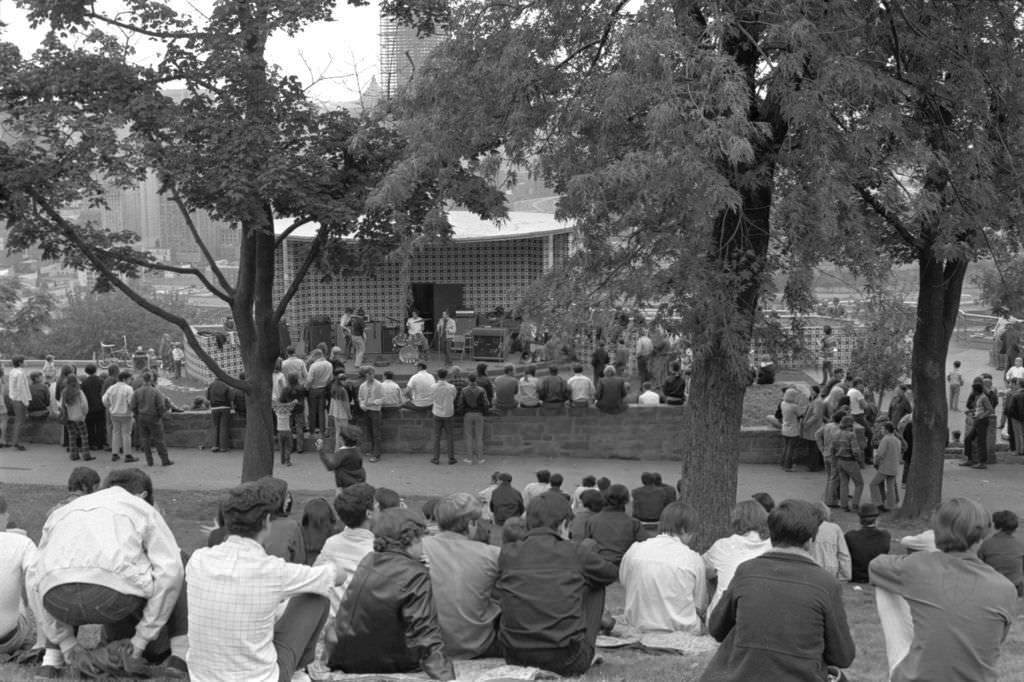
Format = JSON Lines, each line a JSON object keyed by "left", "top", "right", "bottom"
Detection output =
{"left": 5, "top": 482, "right": 1023, "bottom": 681}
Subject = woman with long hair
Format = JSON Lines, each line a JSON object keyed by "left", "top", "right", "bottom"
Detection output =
{"left": 60, "top": 374, "right": 93, "bottom": 461}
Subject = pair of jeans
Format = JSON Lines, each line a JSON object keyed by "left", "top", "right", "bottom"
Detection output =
{"left": 86, "top": 410, "right": 106, "bottom": 449}
{"left": 274, "top": 594, "right": 329, "bottom": 682}
{"left": 307, "top": 387, "right": 328, "bottom": 434}
{"left": 210, "top": 407, "right": 232, "bottom": 450}
{"left": 43, "top": 582, "right": 187, "bottom": 662}
{"left": 781, "top": 435, "right": 798, "bottom": 469}
{"left": 10, "top": 400, "right": 26, "bottom": 446}
{"left": 964, "top": 416, "right": 991, "bottom": 464}
{"left": 870, "top": 471, "right": 899, "bottom": 508}
{"left": 432, "top": 416, "right": 454, "bottom": 462}
{"left": 464, "top": 412, "right": 484, "bottom": 462}
{"left": 137, "top": 415, "right": 171, "bottom": 465}
{"left": 110, "top": 415, "right": 133, "bottom": 455}
{"left": 836, "top": 458, "right": 864, "bottom": 510}
{"left": 351, "top": 336, "right": 365, "bottom": 367}
{"left": 823, "top": 456, "right": 840, "bottom": 506}
{"left": 363, "top": 409, "right": 382, "bottom": 458}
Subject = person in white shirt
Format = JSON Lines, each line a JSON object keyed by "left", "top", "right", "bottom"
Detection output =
{"left": 430, "top": 369, "right": 458, "bottom": 465}
{"left": 521, "top": 470, "right": 551, "bottom": 511}
{"left": 0, "top": 495, "right": 45, "bottom": 658}
{"left": 314, "top": 483, "right": 377, "bottom": 624}
{"left": 31, "top": 469, "right": 187, "bottom": 679}
{"left": 810, "top": 502, "right": 852, "bottom": 581}
{"left": 846, "top": 378, "right": 867, "bottom": 416}
{"left": 565, "top": 364, "right": 596, "bottom": 407}
{"left": 1005, "top": 356, "right": 1024, "bottom": 386}
{"left": 188, "top": 479, "right": 341, "bottom": 682}
{"left": 102, "top": 370, "right": 138, "bottom": 463}
{"left": 404, "top": 362, "right": 437, "bottom": 411}
{"left": 305, "top": 349, "right": 334, "bottom": 436}
{"left": 7, "top": 356, "right": 30, "bottom": 451}
{"left": 637, "top": 382, "right": 661, "bottom": 406}
{"left": 571, "top": 475, "right": 598, "bottom": 513}
{"left": 357, "top": 367, "right": 385, "bottom": 463}
{"left": 702, "top": 500, "right": 772, "bottom": 616}
{"left": 379, "top": 371, "right": 404, "bottom": 410}
{"left": 636, "top": 331, "right": 654, "bottom": 384}
{"left": 407, "top": 310, "right": 428, "bottom": 360}
{"left": 619, "top": 502, "right": 707, "bottom": 633}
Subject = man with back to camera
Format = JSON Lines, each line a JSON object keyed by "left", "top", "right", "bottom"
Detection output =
{"left": 496, "top": 494, "right": 617, "bottom": 676}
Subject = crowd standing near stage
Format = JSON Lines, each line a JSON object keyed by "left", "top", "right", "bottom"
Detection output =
{"left": 1, "top": 337, "right": 1023, "bottom": 681}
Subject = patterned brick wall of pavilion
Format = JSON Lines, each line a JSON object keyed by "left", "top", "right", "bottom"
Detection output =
{"left": 274, "top": 234, "right": 560, "bottom": 331}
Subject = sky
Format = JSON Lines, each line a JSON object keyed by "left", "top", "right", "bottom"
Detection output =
{"left": 0, "top": 0, "right": 383, "bottom": 103}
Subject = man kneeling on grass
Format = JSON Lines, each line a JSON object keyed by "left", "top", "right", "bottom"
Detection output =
{"left": 187, "top": 480, "right": 341, "bottom": 682}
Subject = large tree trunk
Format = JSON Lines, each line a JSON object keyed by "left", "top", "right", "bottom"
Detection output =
{"left": 899, "top": 249, "right": 967, "bottom": 518}
{"left": 680, "top": 184, "right": 770, "bottom": 550}
{"left": 680, "top": 342, "right": 748, "bottom": 550}
{"left": 236, "top": 211, "right": 283, "bottom": 482}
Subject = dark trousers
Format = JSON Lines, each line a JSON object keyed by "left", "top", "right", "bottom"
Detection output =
{"left": 432, "top": 416, "right": 455, "bottom": 462}
{"left": 10, "top": 401, "right": 26, "bottom": 446}
{"left": 211, "top": 408, "right": 232, "bottom": 451}
{"left": 637, "top": 355, "right": 651, "bottom": 383}
{"left": 274, "top": 594, "right": 329, "bottom": 682}
{"left": 781, "top": 435, "right": 798, "bottom": 470}
{"left": 44, "top": 582, "right": 188, "bottom": 662}
{"left": 363, "top": 410, "right": 382, "bottom": 458}
{"left": 138, "top": 415, "right": 171, "bottom": 465}
{"left": 307, "top": 387, "right": 328, "bottom": 434}
{"left": 503, "top": 587, "right": 604, "bottom": 677}
{"left": 964, "top": 416, "right": 991, "bottom": 464}
{"left": 86, "top": 410, "right": 106, "bottom": 449}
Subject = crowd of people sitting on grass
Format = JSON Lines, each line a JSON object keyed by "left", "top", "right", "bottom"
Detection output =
{"left": 2, "top": 446, "right": 1022, "bottom": 681}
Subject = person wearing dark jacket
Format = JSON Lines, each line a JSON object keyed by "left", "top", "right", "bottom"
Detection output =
{"left": 317, "top": 426, "right": 366, "bottom": 495}
{"left": 496, "top": 493, "right": 617, "bottom": 677}
{"left": 590, "top": 341, "right": 610, "bottom": 384}
{"left": 583, "top": 484, "right": 647, "bottom": 565}
{"left": 206, "top": 377, "right": 234, "bottom": 453}
{"left": 489, "top": 473, "right": 524, "bottom": 528}
{"left": 700, "top": 499, "right": 855, "bottom": 682}
{"left": 328, "top": 508, "right": 455, "bottom": 680}
{"left": 595, "top": 366, "right": 628, "bottom": 414}
{"left": 81, "top": 364, "right": 107, "bottom": 450}
{"left": 662, "top": 361, "right": 687, "bottom": 405}
{"left": 631, "top": 472, "right": 668, "bottom": 524}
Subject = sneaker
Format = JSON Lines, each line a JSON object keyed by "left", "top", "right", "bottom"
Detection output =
{"left": 14, "top": 444, "right": 25, "bottom": 451}
{"left": 430, "top": 459, "right": 439, "bottom": 465}
{"left": 112, "top": 454, "right": 120, "bottom": 462}
{"left": 369, "top": 457, "right": 380, "bottom": 463}
{"left": 82, "top": 454, "right": 95, "bottom": 461}
{"left": 463, "top": 458, "right": 474, "bottom": 464}
{"left": 477, "top": 459, "right": 486, "bottom": 464}
{"left": 35, "top": 665, "right": 61, "bottom": 679}
{"left": 958, "top": 461, "right": 976, "bottom": 467}
{"left": 124, "top": 454, "right": 138, "bottom": 463}
{"left": 211, "top": 447, "right": 221, "bottom": 452}
{"left": 972, "top": 463, "right": 988, "bottom": 469}
{"left": 162, "top": 460, "right": 175, "bottom": 466}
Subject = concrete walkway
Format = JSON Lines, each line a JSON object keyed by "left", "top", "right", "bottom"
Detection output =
{"left": 3, "top": 440, "right": 1024, "bottom": 522}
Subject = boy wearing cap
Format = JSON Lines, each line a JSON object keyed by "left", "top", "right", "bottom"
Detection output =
{"left": 844, "top": 504, "right": 891, "bottom": 583}
{"left": 496, "top": 494, "right": 617, "bottom": 676}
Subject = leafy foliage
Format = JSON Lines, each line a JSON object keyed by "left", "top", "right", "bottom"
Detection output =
{"left": 974, "top": 259, "right": 1024, "bottom": 315}
{"left": 0, "top": 276, "right": 54, "bottom": 352}
{"left": 847, "top": 292, "right": 914, "bottom": 406}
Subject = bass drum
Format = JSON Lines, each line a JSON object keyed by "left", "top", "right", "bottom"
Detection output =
{"left": 399, "top": 344, "right": 419, "bottom": 364}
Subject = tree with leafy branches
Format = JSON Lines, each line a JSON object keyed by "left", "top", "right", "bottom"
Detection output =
{"left": 813, "top": 2, "right": 1024, "bottom": 517}
{"left": 386, "top": 0, "right": 908, "bottom": 545}
{"left": 0, "top": 0, "right": 492, "bottom": 481}
{"left": 847, "top": 291, "right": 914, "bottom": 409}
{"left": 393, "top": 0, "right": 1024, "bottom": 530}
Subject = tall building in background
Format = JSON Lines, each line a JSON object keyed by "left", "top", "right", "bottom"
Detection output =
{"left": 99, "top": 171, "right": 239, "bottom": 265}
{"left": 379, "top": 16, "right": 445, "bottom": 100}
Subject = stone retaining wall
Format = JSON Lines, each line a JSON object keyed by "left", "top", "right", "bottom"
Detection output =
{"left": 16, "top": 408, "right": 784, "bottom": 464}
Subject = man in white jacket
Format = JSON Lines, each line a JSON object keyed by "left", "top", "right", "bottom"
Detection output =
{"left": 30, "top": 468, "right": 187, "bottom": 678}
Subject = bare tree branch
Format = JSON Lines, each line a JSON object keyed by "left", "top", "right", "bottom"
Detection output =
{"left": 273, "top": 217, "right": 314, "bottom": 249}
{"left": 853, "top": 183, "right": 920, "bottom": 249}
{"left": 273, "top": 227, "right": 326, "bottom": 323}
{"left": 84, "top": 10, "right": 206, "bottom": 40}
{"left": 166, "top": 187, "right": 235, "bottom": 295}
{"left": 106, "top": 252, "right": 234, "bottom": 303}
{"left": 27, "top": 189, "right": 247, "bottom": 391}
